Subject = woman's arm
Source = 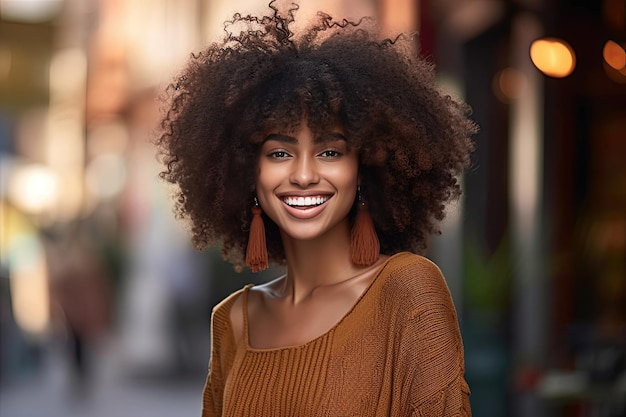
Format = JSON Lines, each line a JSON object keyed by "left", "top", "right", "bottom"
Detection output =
{"left": 392, "top": 257, "right": 471, "bottom": 416}
{"left": 201, "top": 289, "right": 244, "bottom": 417}
{"left": 202, "top": 310, "right": 225, "bottom": 417}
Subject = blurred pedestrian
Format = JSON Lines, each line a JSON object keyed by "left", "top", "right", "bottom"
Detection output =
{"left": 48, "top": 227, "right": 112, "bottom": 396}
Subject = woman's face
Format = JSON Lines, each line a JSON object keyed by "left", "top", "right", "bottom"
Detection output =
{"left": 256, "top": 120, "right": 359, "bottom": 242}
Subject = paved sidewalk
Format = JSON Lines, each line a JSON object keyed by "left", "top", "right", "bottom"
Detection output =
{"left": 0, "top": 341, "right": 205, "bottom": 417}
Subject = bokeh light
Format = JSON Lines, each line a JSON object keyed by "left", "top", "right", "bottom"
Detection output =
{"left": 7, "top": 163, "right": 60, "bottom": 215}
{"left": 530, "top": 38, "right": 576, "bottom": 78}
{"left": 0, "top": 0, "right": 63, "bottom": 23}
{"left": 603, "top": 40, "right": 626, "bottom": 71}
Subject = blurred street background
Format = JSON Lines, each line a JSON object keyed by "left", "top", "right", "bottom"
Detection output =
{"left": 1, "top": 0, "right": 625, "bottom": 416}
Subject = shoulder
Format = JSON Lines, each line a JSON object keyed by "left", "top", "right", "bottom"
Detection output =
{"left": 378, "top": 252, "right": 455, "bottom": 317}
{"left": 382, "top": 252, "right": 442, "bottom": 275}
{"left": 211, "top": 285, "right": 251, "bottom": 346}
{"left": 380, "top": 252, "right": 448, "bottom": 295}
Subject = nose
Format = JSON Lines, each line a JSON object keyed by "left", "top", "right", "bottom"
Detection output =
{"left": 290, "top": 155, "right": 319, "bottom": 187}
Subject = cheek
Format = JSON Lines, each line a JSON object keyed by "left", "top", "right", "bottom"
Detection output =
{"left": 336, "top": 159, "right": 359, "bottom": 188}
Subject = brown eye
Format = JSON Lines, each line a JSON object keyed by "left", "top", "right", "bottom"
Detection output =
{"left": 319, "top": 150, "right": 341, "bottom": 158}
{"left": 269, "top": 150, "right": 290, "bottom": 159}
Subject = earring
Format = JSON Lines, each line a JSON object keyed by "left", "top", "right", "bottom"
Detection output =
{"left": 351, "top": 186, "right": 380, "bottom": 266}
{"left": 245, "top": 197, "right": 269, "bottom": 272}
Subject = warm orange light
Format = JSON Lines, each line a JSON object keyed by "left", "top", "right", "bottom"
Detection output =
{"left": 530, "top": 38, "right": 576, "bottom": 78}
{"left": 603, "top": 40, "right": 626, "bottom": 70}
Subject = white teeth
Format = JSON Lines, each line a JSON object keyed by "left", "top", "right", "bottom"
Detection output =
{"left": 283, "top": 196, "right": 328, "bottom": 207}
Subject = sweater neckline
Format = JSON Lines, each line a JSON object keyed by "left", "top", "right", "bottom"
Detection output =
{"left": 241, "top": 252, "right": 410, "bottom": 353}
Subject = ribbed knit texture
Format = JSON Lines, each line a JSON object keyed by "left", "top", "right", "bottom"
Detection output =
{"left": 202, "top": 252, "right": 471, "bottom": 417}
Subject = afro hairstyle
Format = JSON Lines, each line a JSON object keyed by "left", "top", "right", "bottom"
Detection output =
{"left": 154, "top": 1, "right": 477, "bottom": 270}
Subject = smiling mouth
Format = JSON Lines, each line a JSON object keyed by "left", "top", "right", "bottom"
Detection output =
{"left": 282, "top": 196, "right": 330, "bottom": 208}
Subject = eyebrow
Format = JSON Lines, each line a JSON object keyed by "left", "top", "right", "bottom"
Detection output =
{"left": 262, "top": 131, "right": 347, "bottom": 144}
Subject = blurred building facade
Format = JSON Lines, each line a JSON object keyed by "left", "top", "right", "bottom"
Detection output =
{"left": 0, "top": 1, "right": 625, "bottom": 417}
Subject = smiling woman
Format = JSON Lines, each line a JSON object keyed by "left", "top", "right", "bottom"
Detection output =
{"left": 153, "top": 1, "right": 477, "bottom": 416}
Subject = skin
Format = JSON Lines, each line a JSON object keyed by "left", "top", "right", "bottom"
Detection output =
{"left": 230, "top": 121, "right": 389, "bottom": 349}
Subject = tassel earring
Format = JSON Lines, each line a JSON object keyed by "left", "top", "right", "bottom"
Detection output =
{"left": 351, "top": 186, "right": 380, "bottom": 266}
{"left": 245, "top": 197, "right": 269, "bottom": 272}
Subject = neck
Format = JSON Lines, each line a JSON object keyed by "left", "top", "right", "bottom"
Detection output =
{"left": 279, "top": 219, "right": 363, "bottom": 304}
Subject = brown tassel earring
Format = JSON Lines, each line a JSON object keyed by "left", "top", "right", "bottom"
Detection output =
{"left": 351, "top": 186, "right": 380, "bottom": 266}
{"left": 245, "top": 197, "right": 269, "bottom": 272}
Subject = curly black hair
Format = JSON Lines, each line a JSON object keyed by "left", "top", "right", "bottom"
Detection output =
{"left": 154, "top": 1, "right": 477, "bottom": 270}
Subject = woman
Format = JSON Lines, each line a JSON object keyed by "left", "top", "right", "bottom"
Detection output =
{"left": 155, "top": 2, "right": 477, "bottom": 416}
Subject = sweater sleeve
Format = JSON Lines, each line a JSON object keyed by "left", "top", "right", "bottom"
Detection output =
{"left": 393, "top": 257, "right": 471, "bottom": 417}
{"left": 201, "top": 308, "right": 224, "bottom": 417}
{"left": 201, "top": 292, "right": 240, "bottom": 417}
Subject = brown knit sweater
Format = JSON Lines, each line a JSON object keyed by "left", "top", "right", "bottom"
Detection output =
{"left": 202, "top": 252, "right": 471, "bottom": 416}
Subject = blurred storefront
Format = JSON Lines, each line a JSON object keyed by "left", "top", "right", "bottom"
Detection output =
{"left": 0, "top": 1, "right": 625, "bottom": 417}
{"left": 428, "top": 1, "right": 626, "bottom": 417}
